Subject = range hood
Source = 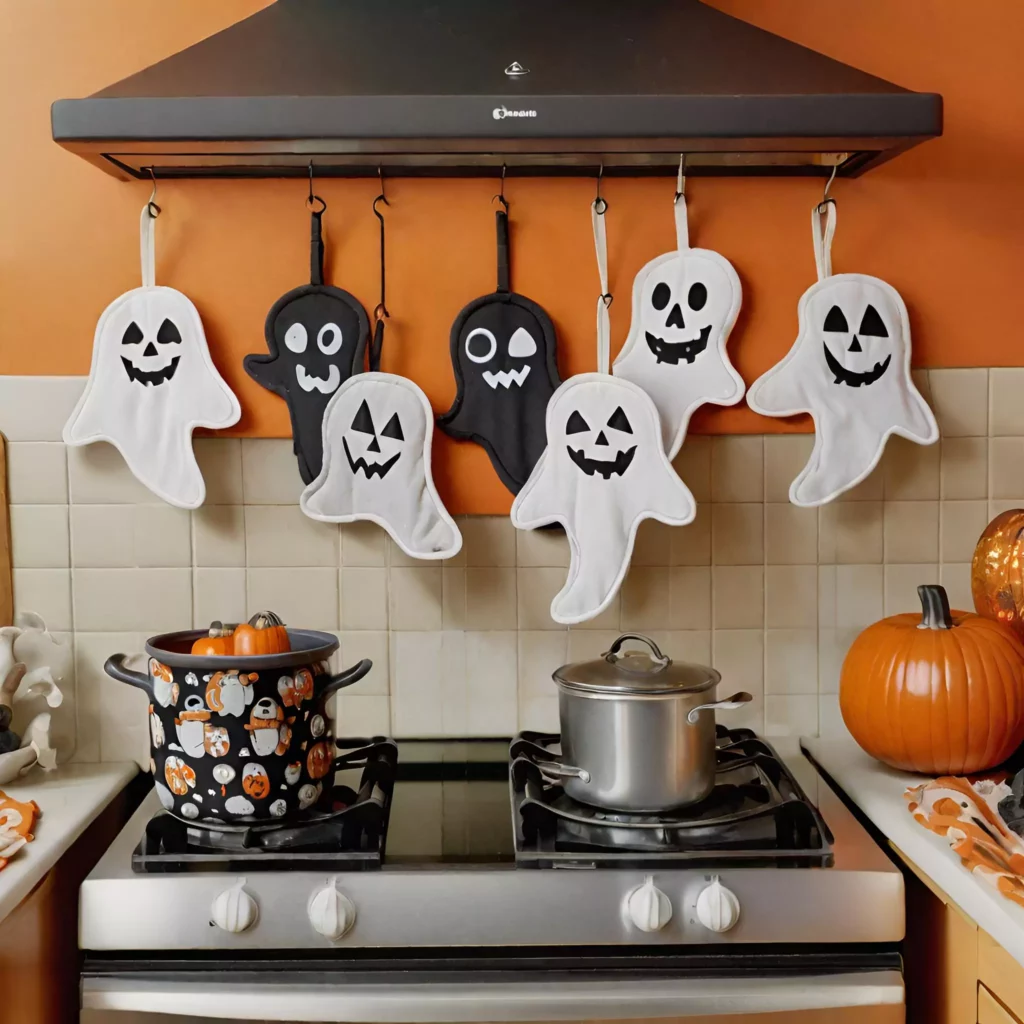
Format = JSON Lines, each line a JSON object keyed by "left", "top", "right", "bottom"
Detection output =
{"left": 51, "top": 0, "right": 942, "bottom": 180}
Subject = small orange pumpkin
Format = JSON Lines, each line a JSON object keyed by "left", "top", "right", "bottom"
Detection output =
{"left": 233, "top": 611, "right": 290, "bottom": 657}
{"left": 840, "top": 584, "right": 1024, "bottom": 774}
{"left": 972, "top": 509, "right": 1024, "bottom": 643}
{"left": 190, "top": 621, "right": 236, "bottom": 657}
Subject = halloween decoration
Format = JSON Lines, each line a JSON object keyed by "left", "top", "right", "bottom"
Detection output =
{"left": 972, "top": 509, "right": 1024, "bottom": 643}
{"left": 244, "top": 180, "right": 370, "bottom": 484}
{"left": 0, "top": 792, "right": 41, "bottom": 872}
{"left": 232, "top": 611, "right": 291, "bottom": 657}
{"left": 64, "top": 201, "right": 241, "bottom": 508}
{"left": 613, "top": 163, "right": 744, "bottom": 457}
{"left": 301, "top": 188, "right": 462, "bottom": 560}
{"left": 746, "top": 189, "right": 937, "bottom": 506}
{"left": 840, "top": 584, "right": 1024, "bottom": 774}
{"left": 511, "top": 190, "right": 695, "bottom": 624}
{"left": 104, "top": 625, "right": 371, "bottom": 822}
{"left": 438, "top": 183, "right": 561, "bottom": 492}
{"left": 190, "top": 622, "right": 236, "bottom": 657}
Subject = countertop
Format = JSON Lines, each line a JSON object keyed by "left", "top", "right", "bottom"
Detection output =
{"left": 803, "top": 734, "right": 1024, "bottom": 971}
{"left": 0, "top": 761, "right": 137, "bottom": 926}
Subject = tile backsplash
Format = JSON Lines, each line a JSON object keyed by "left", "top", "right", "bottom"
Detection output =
{"left": 0, "top": 370, "right": 1015, "bottom": 765}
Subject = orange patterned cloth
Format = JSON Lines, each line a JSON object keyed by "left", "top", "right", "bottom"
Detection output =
{"left": 0, "top": 791, "right": 40, "bottom": 871}
{"left": 906, "top": 776, "right": 1024, "bottom": 908}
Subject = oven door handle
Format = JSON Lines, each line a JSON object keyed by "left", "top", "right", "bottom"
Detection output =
{"left": 82, "top": 969, "right": 903, "bottom": 1021}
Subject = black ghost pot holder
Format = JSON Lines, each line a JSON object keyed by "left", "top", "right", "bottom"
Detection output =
{"left": 437, "top": 208, "right": 560, "bottom": 495}
{"left": 244, "top": 204, "right": 370, "bottom": 484}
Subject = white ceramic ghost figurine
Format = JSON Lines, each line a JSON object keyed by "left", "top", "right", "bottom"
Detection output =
{"left": 301, "top": 372, "right": 462, "bottom": 559}
{"left": 614, "top": 176, "right": 744, "bottom": 458}
{"left": 747, "top": 202, "right": 937, "bottom": 506}
{"left": 64, "top": 205, "right": 240, "bottom": 508}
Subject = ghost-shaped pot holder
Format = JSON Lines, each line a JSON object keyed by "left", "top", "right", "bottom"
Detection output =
{"left": 613, "top": 183, "right": 744, "bottom": 459}
{"left": 63, "top": 205, "right": 241, "bottom": 509}
{"left": 437, "top": 205, "right": 561, "bottom": 493}
{"left": 746, "top": 201, "right": 938, "bottom": 507}
{"left": 244, "top": 200, "right": 369, "bottom": 484}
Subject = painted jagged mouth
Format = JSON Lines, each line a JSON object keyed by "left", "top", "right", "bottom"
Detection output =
{"left": 645, "top": 325, "right": 712, "bottom": 365}
{"left": 823, "top": 344, "right": 892, "bottom": 387}
{"left": 296, "top": 363, "right": 341, "bottom": 394}
{"left": 121, "top": 356, "right": 180, "bottom": 386}
{"left": 343, "top": 438, "right": 401, "bottom": 479}
{"left": 482, "top": 365, "right": 531, "bottom": 390}
{"left": 567, "top": 445, "right": 637, "bottom": 479}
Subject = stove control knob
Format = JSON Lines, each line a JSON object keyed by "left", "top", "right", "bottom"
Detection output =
{"left": 695, "top": 878, "right": 741, "bottom": 934}
{"left": 211, "top": 881, "right": 258, "bottom": 935}
{"left": 626, "top": 877, "right": 672, "bottom": 932}
{"left": 309, "top": 881, "right": 356, "bottom": 941}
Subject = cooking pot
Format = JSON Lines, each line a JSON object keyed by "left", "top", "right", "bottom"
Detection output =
{"left": 104, "top": 627, "right": 370, "bottom": 823}
{"left": 544, "top": 633, "right": 751, "bottom": 812}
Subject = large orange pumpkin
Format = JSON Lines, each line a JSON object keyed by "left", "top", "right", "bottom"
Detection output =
{"left": 972, "top": 509, "right": 1024, "bottom": 643}
{"left": 232, "top": 611, "right": 290, "bottom": 657}
{"left": 840, "top": 584, "right": 1024, "bottom": 774}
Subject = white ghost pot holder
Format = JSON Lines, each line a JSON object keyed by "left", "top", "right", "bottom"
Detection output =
{"left": 63, "top": 204, "right": 241, "bottom": 509}
{"left": 511, "top": 199, "right": 695, "bottom": 625}
{"left": 746, "top": 200, "right": 938, "bottom": 507}
{"left": 613, "top": 169, "right": 744, "bottom": 458}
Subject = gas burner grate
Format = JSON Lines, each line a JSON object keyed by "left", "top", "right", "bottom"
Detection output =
{"left": 510, "top": 728, "right": 833, "bottom": 869}
{"left": 132, "top": 738, "right": 397, "bottom": 873}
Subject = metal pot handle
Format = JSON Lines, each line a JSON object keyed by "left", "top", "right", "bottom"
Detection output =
{"left": 535, "top": 760, "right": 592, "bottom": 784}
{"left": 686, "top": 691, "right": 752, "bottom": 725}
{"left": 603, "top": 633, "right": 670, "bottom": 670}
{"left": 318, "top": 659, "right": 373, "bottom": 704}
{"left": 103, "top": 653, "right": 155, "bottom": 699}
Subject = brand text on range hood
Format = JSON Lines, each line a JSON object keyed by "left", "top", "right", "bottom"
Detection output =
{"left": 51, "top": 0, "right": 942, "bottom": 180}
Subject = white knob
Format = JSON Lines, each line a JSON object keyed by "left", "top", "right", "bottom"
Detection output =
{"left": 211, "top": 881, "right": 258, "bottom": 934}
{"left": 308, "top": 881, "right": 356, "bottom": 941}
{"left": 626, "top": 877, "right": 672, "bottom": 932}
{"left": 695, "top": 878, "right": 741, "bottom": 933}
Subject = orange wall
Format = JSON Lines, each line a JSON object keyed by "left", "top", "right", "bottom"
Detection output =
{"left": 2, "top": 1, "right": 1022, "bottom": 512}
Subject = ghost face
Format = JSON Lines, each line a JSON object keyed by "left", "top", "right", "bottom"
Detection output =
{"left": 457, "top": 303, "right": 550, "bottom": 391}
{"left": 818, "top": 297, "right": 893, "bottom": 387}
{"left": 120, "top": 314, "right": 182, "bottom": 385}
{"left": 242, "top": 763, "right": 271, "bottom": 800}
{"left": 565, "top": 405, "right": 636, "bottom": 479}
{"left": 343, "top": 399, "right": 405, "bottom": 479}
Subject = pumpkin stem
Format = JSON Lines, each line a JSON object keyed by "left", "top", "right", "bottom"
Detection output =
{"left": 248, "top": 610, "right": 284, "bottom": 629}
{"left": 918, "top": 585, "right": 954, "bottom": 630}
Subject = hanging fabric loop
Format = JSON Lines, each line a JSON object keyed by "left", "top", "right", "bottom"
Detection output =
{"left": 310, "top": 208, "right": 326, "bottom": 287}
{"left": 811, "top": 199, "right": 836, "bottom": 282}
{"left": 139, "top": 203, "right": 157, "bottom": 288}
{"left": 496, "top": 208, "right": 510, "bottom": 294}
{"left": 592, "top": 196, "right": 612, "bottom": 374}
{"left": 673, "top": 155, "right": 689, "bottom": 251}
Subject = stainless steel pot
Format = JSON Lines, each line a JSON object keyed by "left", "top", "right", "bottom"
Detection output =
{"left": 545, "top": 633, "right": 751, "bottom": 812}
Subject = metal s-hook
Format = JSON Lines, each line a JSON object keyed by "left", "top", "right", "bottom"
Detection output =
{"left": 492, "top": 163, "right": 509, "bottom": 213}
{"left": 146, "top": 167, "right": 160, "bottom": 218}
{"left": 372, "top": 175, "right": 389, "bottom": 322}
{"left": 817, "top": 162, "right": 838, "bottom": 213}
{"left": 307, "top": 160, "right": 326, "bottom": 214}
{"left": 594, "top": 164, "right": 608, "bottom": 216}
{"left": 674, "top": 154, "right": 687, "bottom": 205}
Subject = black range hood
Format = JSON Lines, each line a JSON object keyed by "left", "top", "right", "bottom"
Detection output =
{"left": 51, "top": 0, "right": 942, "bottom": 180}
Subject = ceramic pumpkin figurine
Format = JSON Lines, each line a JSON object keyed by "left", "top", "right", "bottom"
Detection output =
{"left": 840, "top": 584, "right": 1024, "bottom": 774}
{"left": 972, "top": 509, "right": 1024, "bottom": 643}
{"left": 232, "top": 611, "right": 290, "bottom": 656}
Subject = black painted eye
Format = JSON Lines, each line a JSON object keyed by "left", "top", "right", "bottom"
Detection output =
{"left": 606, "top": 406, "right": 633, "bottom": 434}
{"left": 651, "top": 283, "right": 671, "bottom": 311}
{"left": 823, "top": 306, "right": 849, "bottom": 332}
{"left": 122, "top": 322, "right": 143, "bottom": 345}
{"left": 688, "top": 283, "right": 708, "bottom": 311}
{"left": 858, "top": 304, "right": 888, "bottom": 338}
{"left": 566, "top": 410, "right": 590, "bottom": 434}
{"left": 351, "top": 399, "right": 375, "bottom": 435}
{"left": 157, "top": 319, "right": 182, "bottom": 344}
{"left": 381, "top": 413, "right": 404, "bottom": 441}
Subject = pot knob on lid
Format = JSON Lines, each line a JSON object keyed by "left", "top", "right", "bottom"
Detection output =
{"left": 308, "top": 880, "right": 356, "bottom": 941}
{"left": 695, "top": 877, "right": 741, "bottom": 934}
{"left": 211, "top": 880, "right": 258, "bottom": 934}
{"left": 625, "top": 876, "right": 672, "bottom": 932}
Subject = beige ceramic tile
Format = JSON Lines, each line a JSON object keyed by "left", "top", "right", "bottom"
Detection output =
{"left": 575, "top": 593, "right": 621, "bottom": 630}
{"left": 71, "top": 505, "right": 134, "bottom": 567}
{"left": 442, "top": 567, "right": 467, "bottom": 630}
{"left": 835, "top": 467, "right": 884, "bottom": 502}
{"left": 764, "top": 503, "right": 817, "bottom": 565}
{"left": 912, "top": 369, "right": 932, "bottom": 407}
{"left": 990, "top": 368, "right": 1024, "bottom": 436}
{"left": 763, "top": 434, "right": 814, "bottom": 503}
{"left": 817, "top": 627, "right": 861, "bottom": 695}
{"left": 711, "top": 629, "right": 764, "bottom": 732}
{"left": 12, "top": 568, "right": 72, "bottom": 631}
{"left": 989, "top": 498, "right": 1024, "bottom": 520}
{"left": 711, "top": 503, "right": 763, "bottom": 565}
{"left": 818, "top": 694, "right": 850, "bottom": 739}
{"left": 245, "top": 505, "right": 338, "bottom": 567}
{"left": 465, "top": 632, "right": 518, "bottom": 736}
{"left": 929, "top": 368, "right": 988, "bottom": 437}
{"left": 712, "top": 565, "right": 764, "bottom": 629}
{"left": 670, "top": 504, "right": 711, "bottom": 566}
{"left": 0, "top": 376, "right": 84, "bottom": 441}
{"left": 339, "top": 567, "right": 389, "bottom": 630}
{"left": 6, "top": 442, "right": 68, "bottom": 504}
{"left": 333, "top": 695, "right": 391, "bottom": 737}
{"left": 882, "top": 436, "right": 940, "bottom": 500}
{"left": 884, "top": 563, "right": 939, "bottom": 616}
{"left": 990, "top": 437, "right": 1024, "bottom": 498}
{"left": 246, "top": 567, "right": 338, "bottom": 630}
{"left": 437, "top": 632, "right": 469, "bottom": 736}
{"left": 765, "top": 565, "right": 817, "bottom": 628}
{"left": 192, "top": 567, "right": 246, "bottom": 627}
{"left": 632, "top": 519, "right": 675, "bottom": 567}
{"left": 818, "top": 501, "right": 884, "bottom": 563}
{"left": 621, "top": 567, "right": 672, "bottom": 630}
{"left": 566, "top": 629, "right": 621, "bottom": 663}
{"left": 516, "top": 568, "right": 565, "bottom": 630}
{"left": 764, "top": 695, "right": 818, "bottom": 738}
{"left": 711, "top": 436, "right": 764, "bottom": 503}
{"left": 336, "top": 630, "right": 390, "bottom": 696}
{"left": 9, "top": 505, "right": 69, "bottom": 569}
{"left": 465, "top": 568, "right": 518, "bottom": 630}
{"left": 461, "top": 516, "right": 516, "bottom": 566}
{"left": 240, "top": 438, "right": 305, "bottom": 504}
{"left": 386, "top": 536, "right": 427, "bottom": 568}
{"left": 192, "top": 505, "right": 246, "bottom": 567}
{"left": 669, "top": 566, "right": 712, "bottom": 629}
{"left": 672, "top": 436, "right": 711, "bottom": 503}
{"left": 834, "top": 564, "right": 884, "bottom": 629}
{"left": 193, "top": 438, "right": 243, "bottom": 505}
{"left": 647, "top": 630, "right": 712, "bottom": 664}
{"left": 388, "top": 566, "right": 443, "bottom": 631}
{"left": 518, "top": 695, "right": 559, "bottom": 733}
{"left": 517, "top": 631, "right": 568, "bottom": 698}
{"left": 390, "top": 632, "right": 444, "bottom": 737}
{"left": 67, "top": 443, "right": 154, "bottom": 504}
{"left": 72, "top": 568, "right": 192, "bottom": 632}
{"left": 516, "top": 526, "right": 570, "bottom": 567}
{"left": 818, "top": 566, "right": 837, "bottom": 627}
{"left": 883, "top": 501, "right": 939, "bottom": 564}
{"left": 941, "top": 500, "right": 988, "bottom": 564}
{"left": 339, "top": 521, "right": 388, "bottom": 566}
{"left": 134, "top": 505, "right": 192, "bottom": 568}
{"left": 941, "top": 437, "right": 987, "bottom": 500}
{"left": 939, "top": 563, "right": 974, "bottom": 613}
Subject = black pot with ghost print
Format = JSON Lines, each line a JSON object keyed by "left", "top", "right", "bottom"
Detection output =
{"left": 104, "top": 630, "right": 371, "bottom": 823}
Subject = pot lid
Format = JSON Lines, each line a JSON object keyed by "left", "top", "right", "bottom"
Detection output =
{"left": 554, "top": 633, "right": 719, "bottom": 695}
